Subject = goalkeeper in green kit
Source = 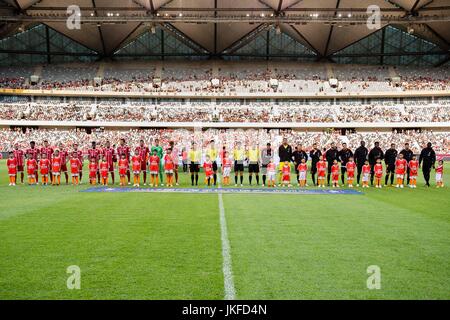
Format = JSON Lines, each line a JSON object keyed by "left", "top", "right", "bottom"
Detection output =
{"left": 151, "top": 139, "right": 164, "bottom": 186}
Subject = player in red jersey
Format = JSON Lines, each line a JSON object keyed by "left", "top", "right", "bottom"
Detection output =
{"left": 316, "top": 157, "right": 327, "bottom": 188}
{"left": 26, "top": 141, "right": 40, "bottom": 182}
{"left": 26, "top": 153, "right": 37, "bottom": 185}
{"left": 102, "top": 140, "right": 116, "bottom": 185}
{"left": 203, "top": 155, "right": 214, "bottom": 186}
{"left": 117, "top": 138, "right": 131, "bottom": 184}
{"left": 395, "top": 153, "right": 408, "bottom": 188}
{"left": 136, "top": 140, "right": 149, "bottom": 185}
{"left": 40, "top": 140, "right": 54, "bottom": 163}
{"left": 435, "top": 160, "right": 444, "bottom": 188}
{"left": 118, "top": 154, "right": 129, "bottom": 186}
{"left": 164, "top": 148, "right": 175, "bottom": 187}
{"left": 408, "top": 155, "right": 419, "bottom": 188}
{"left": 374, "top": 158, "right": 383, "bottom": 188}
{"left": 13, "top": 144, "right": 24, "bottom": 184}
{"left": 281, "top": 161, "right": 291, "bottom": 187}
{"left": 7, "top": 152, "right": 17, "bottom": 186}
{"left": 88, "top": 158, "right": 98, "bottom": 185}
{"left": 131, "top": 149, "right": 141, "bottom": 187}
{"left": 88, "top": 141, "right": 101, "bottom": 184}
{"left": 297, "top": 158, "right": 308, "bottom": 187}
{"left": 57, "top": 143, "right": 69, "bottom": 184}
{"left": 51, "top": 149, "right": 62, "bottom": 185}
{"left": 99, "top": 156, "right": 109, "bottom": 186}
{"left": 39, "top": 153, "right": 51, "bottom": 185}
{"left": 331, "top": 160, "right": 340, "bottom": 188}
{"left": 72, "top": 143, "right": 84, "bottom": 182}
{"left": 69, "top": 152, "right": 82, "bottom": 185}
{"left": 149, "top": 149, "right": 160, "bottom": 187}
{"left": 345, "top": 157, "right": 356, "bottom": 188}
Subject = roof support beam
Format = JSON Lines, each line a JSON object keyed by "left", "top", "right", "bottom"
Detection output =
{"left": 288, "top": 25, "right": 321, "bottom": 57}
{"left": 92, "top": 0, "right": 106, "bottom": 55}
{"left": 213, "top": 0, "right": 217, "bottom": 55}
{"left": 162, "top": 23, "right": 210, "bottom": 54}
{"left": 221, "top": 24, "right": 269, "bottom": 54}
{"left": 324, "top": 0, "right": 340, "bottom": 56}
{"left": 45, "top": 24, "right": 50, "bottom": 64}
{"left": 423, "top": 24, "right": 450, "bottom": 47}
{"left": 411, "top": 0, "right": 422, "bottom": 12}
{"left": 277, "top": 0, "right": 283, "bottom": 13}
{"left": 107, "top": 22, "right": 143, "bottom": 56}
{"left": 380, "top": 26, "right": 386, "bottom": 65}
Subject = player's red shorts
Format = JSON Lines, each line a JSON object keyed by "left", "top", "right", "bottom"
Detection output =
{"left": 108, "top": 164, "right": 114, "bottom": 172}
{"left": 140, "top": 161, "right": 147, "bottom": 171}
{"left": 17, "top": 165, "right": 24, "bottom": 172}
{"left": 61, "top": 164, "right": 68, "bottom": 172}
{"left": 282, "top": 174, "right": 290, "bottom": 181}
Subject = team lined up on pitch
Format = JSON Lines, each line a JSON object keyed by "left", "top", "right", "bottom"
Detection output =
{"left": 5, "top": 138, "right": 445, "bottom": 189}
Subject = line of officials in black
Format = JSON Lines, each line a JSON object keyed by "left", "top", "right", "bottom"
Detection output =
{"left": 278, "top": 139, "right": 437, "bottom": 186}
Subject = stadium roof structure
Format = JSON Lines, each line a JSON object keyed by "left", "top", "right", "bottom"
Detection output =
{"left": 0, "top": 0, "right": 449, "bottom": 66}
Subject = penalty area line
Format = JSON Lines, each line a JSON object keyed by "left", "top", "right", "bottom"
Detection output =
{"left": 218, "top": 181, "right": 236, "bottom": 300}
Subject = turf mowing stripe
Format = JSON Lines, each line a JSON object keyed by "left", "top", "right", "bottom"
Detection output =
{"left": 218, "top": 191, "right": 236, "bottom": 300}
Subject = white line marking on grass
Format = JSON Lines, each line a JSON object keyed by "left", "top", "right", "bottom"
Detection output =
{"left": 218, "top": 185, "right": 236, "bottom": 300}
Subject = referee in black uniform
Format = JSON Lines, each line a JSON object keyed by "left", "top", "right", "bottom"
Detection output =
{"left": 309, "top": 143, "right": 322, "bottom": 186}
{"left": 384, "top": 143, "right": 398, "bottom": 186}
{"left": 419, "top": 142, "right": 436, "bottom": 187}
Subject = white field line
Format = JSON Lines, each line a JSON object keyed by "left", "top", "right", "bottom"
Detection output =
{"left": 218, "top": 178, "right": 236, "bottom": 300}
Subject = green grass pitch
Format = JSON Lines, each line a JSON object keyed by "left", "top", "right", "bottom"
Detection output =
{"left": 0, "top": 159, "right": 449, "bottom": 299}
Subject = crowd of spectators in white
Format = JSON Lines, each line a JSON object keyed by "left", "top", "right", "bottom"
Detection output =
{"left": 0, "top": 63, "right": 448, "bottom": 94}
{"left": 2, "top": 99, "right": 450, "bottom": 123}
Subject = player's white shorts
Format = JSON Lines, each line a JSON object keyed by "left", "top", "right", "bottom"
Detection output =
{"left": 410, "top": 175, "right": 417, "bottom": 180}
{"left": 133, "top": 170, "right": 141, "bottom": 175}
{"left": 150, "top": 170, "right": 158, "bottom": 175}
{"left": 52, "top": 172, "right": 60, "bottom": 176}
{"left": 223, "top": 167, "right": 231, "bottom": 177}
{"left": 164, "top": 170, "right": 173, "bottom": 174}
{"left": 347, "top": 175, "right": 354, "bottom": 181}
{"left": 268, "top": 172, "right": 276, "bottom": 181}
{"left": 436, "top": 173, "right": 442, "bottom": 182}
{"left": 396, "top": 174, "right": 404, "bottom": 179}
{"left": 362, "top": 173, "right": 370, "bottom": 182}
{"left": 71, "top": 173, "right": 79, "bottom": 177}
{"left": 9, "top": 173, "right": 15, "bottom": 177}
{"left": 298, "top": 171, "right": 306, "bottom": 181}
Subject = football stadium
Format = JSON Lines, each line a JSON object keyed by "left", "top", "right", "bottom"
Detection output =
{"left": 0, "top": 0, "right": 449, "bottom": 305}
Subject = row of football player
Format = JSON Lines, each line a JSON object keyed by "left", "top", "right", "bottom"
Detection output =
{"left": 6, "top": 151, "right": 445, "bottom": 188}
